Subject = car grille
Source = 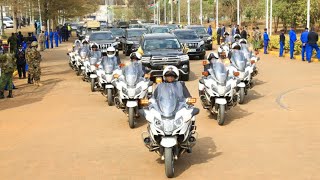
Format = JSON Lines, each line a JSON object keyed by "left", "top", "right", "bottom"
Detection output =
{"left": 98, "top": 44, "right": 112, "bottom": 49}
{"left": 188, "top": 43, "right": 198, "bottom": 48}
{"left": 151, "top": 56, "right": 180, "bottom": 66}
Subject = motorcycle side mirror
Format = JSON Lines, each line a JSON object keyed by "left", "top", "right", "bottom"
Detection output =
{"left": 148, "top": 81, "right": 153, "bottom": 86}
{"left": 192, "top": 108, "right": 200, "bottom": 116}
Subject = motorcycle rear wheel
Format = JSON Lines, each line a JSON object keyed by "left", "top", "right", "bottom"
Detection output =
{"left": 128, "top": 107, "right": 135, "bottom": 129}
{"left": 107, "top": 89, "right": 113, "bottom": 106}
{"left": 164, "top": 147, "right": 175, "bottom": 178}
{"left": 217, "top": 104, "right": 225, "bottom": 126}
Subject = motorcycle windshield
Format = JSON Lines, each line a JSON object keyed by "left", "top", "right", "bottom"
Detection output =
{"left": 241, "top": 44, "right": 252, "bottom": 60}
{"left": 101, "top": 58, "right": 116, "bottom": 74}
{"left": 123, "top": 63, "right": 141, "bottom": 87}
{"left": 209, "top": 62, "right": 228, "bottom": 86}
{"left": 155, "top": 83, "right": 180, "bottom": 117}
{"left": 80, "top": 50, "right": 87, "bottom": 58}
{"left": 231, "top": 50, "right": 247, "bottom": 71}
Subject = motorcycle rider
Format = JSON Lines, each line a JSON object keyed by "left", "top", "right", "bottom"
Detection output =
{"left": 153, "top": 66, "right": 191, "bottom": 99}
{"left": 128, "top": 52, "right": 146, "bottom": 76}
{"left": 78, "top": 40, "right": 90, "bottom": 55}
{"left": 233, "top": 34, "right": 241, "bottom": 43}
{"left": 90, "top": 44, "right": 102, "bottom": 62}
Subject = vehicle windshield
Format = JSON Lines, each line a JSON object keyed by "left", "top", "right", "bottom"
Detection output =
{"left": 191, "top": 27, "right": 207, "bottom": 34}
{"left": 143, "top": 38, "right": 181, "bottom": 50}
{"left": 152, "top": 27, "right": 169, "bottom": 33}
{"left": 123, "top": 62, "right": 143, "bottom": 87}
{"left": 128, "top": 30, "right": 146, "bottom": 38}
{"left": 154, "top": 83, "right": 184, "bottom": 117}
{"left": 230, "top": 50, "right": 247, "bottom": 71}
{"left": 110, "top": 28, "right": 125, "bottom": 36}
{"left": 174, "top": 31, "right": 199, "bottom": 39}
{"left": 101, "top": 57, "right": 117, "bottom": 74}
{"left": 89, "top": 32, "right": 113, "bottom": 41}
{"left": 208, "top": 61, "right": 228, "bottom": 86}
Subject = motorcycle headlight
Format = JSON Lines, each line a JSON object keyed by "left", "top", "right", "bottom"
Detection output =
{"left": 163, "top": 120, "right": 174, "bottom": 134}
{"left": 217, "top": 85, "right": 226, "bottom": 96}
{"left": 122, "top": 87, "right": 128, "bottom": 95}
{"left": 135, "top": 87, "right": 142, "bottom": 95}
{"left": 154, "top": 118, "right": 163, "bottom": 128}
{"left": 174, "top": 117, "right": 183, "bottom": 127}
{"left": 178, "top": 55, "right": 189, "bottom": 61}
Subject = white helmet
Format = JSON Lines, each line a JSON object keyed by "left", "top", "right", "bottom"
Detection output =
{"left": 239, "top": 38, "right": 247, "bottom": 44}
{"left": 163, "top": 66, "right": 179, "bottom": 81}
{"left": 231, "top": 42, "right": 241, "bottom": 50}
{"left": 233, "top": 34, "right": 241, "bottom": 40}
{"left": 207, "top": 52, "right": 219, "bottom": 61}
{"left": 106, "top": 46, "right": 116, "bottom": 58}
{"left": 129, "top": 52, "right": 142, "bottom": 61}
{"left": 75, "top": 40, "right": 81, "bottom": 45}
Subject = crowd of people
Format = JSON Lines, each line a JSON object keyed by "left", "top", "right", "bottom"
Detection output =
{"left": 209, "top": 24, "right": 319, "bottom": 63}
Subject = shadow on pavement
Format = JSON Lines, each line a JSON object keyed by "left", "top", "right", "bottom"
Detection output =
{"left": 245, "top": 89, "right": 264, "bottom": 104}
{"left": 253, "top": 79, "right": 267, "bottom": 86}
{"left": 0, "top": 78, "right": 62, "bottom": 111}
{"left": 224, "top": 106, "right": 253, "bottom": 125}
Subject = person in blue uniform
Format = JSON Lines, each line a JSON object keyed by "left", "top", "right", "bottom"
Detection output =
{"left": 49, "top": 29, "right": 54, "bottom": 48}
{"left": 263, "top": 28, "right": 270, "bottom": 54}
{"left": 300, "top": 27, "right": 309, "bottom": 61}
{"left": 45, "top": 30, "right": 49, "bottom": 49}
{"left": 54, "top": 30, "right": 59, "bottom": 47}
{"left": 289, "top": 26, "right": 297, "bottom": 59}
{"left": 279, "top": 29, "right": 285, "bottom": 57}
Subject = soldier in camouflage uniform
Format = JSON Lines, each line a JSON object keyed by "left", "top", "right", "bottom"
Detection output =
{"left": 26, "top": 41, "right": 42, "bottom": 86}
{"left": 25, "top": 41, "right": 33, "bottom": 84}
{"left": 0, "top": 53, "right": 16, "bottom": 98}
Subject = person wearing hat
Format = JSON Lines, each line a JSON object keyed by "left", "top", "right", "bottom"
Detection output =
{"left": 26, "top": 41, "right": 42, "bottom": 86}
{"left": 0, "top": 53, "right": 16, "bottom": 98}
{"left": 16, "top": 45, "right": 26, "bottom": 79}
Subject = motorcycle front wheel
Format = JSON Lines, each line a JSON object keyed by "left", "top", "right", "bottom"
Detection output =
{"left": 76, "top": 68, "right": 81, "bottom": 76}
{"left": 239, "top": 87, "right": 245, "bottom": 104}
{"left": 217, "top": 104, "right": 225, "bottom": 126}
{"left": 90, "top": 78, "right": 95, "bottom": 92}
{"left": 164, "top": 147, "right": 175, "bottom": 178}
{"left": 128, "top": 107, "right": 135, "bottom": 129}
{"left": 107, "top": 89, "right": 113, "bottom": 106}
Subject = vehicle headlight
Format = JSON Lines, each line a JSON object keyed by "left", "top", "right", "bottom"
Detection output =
{"left": 122, "top": 87, "right": 128, "bottom": 95}
{"left": 163, "top": 120, "right": 174, "bottom": 134}
{"left": 135, "top": 87, "right": 142, "bottom": 95}
{"left": 199, "top": 40, "right": 205, "bottom": 47}
{"left": 154, "top": 118, "right": 163, "bottom": 128}
{"left": 141, "top": 56, "right": 151, "bottom": 63}
{"left": 174, "top": 117, "right": 183, "bottom": 127}
{"left": 178, "top": 55, "right": 189, "bottom": 61}
{"left": 217, "top": 85, "right": 226, "bottom": 96}
{"left": 207, "top": 36, "right": 212, "bottom": 41}
{"left": 127, "top": 41, "right": 134, "bottom": 44}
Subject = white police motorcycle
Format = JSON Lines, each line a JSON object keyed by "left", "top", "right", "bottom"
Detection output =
{"left": 91, "top": 56, "right": 121, "bottom": 106}
{"left": 141, "top": 83, "right": 199, "bottom": 178}
{"left": 75, "top": 49, "right": 89, "bottom": 76}
{"left": 114, "top": 62, "right": 153, "bottom": 128}
{"left": 240, "top": 41, "right": 259, "bottom": 77}
{"left": 228, "top": 50, "right": 254, "bottom": 104}
{"left": 199, "top": 60, "right": 238, "bottom": 125}
{"left": 67, "top": 40, "right": 81, "bottom": 70}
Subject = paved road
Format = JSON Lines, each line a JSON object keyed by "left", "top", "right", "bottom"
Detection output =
{"left": 0, "top": 41, "right": 320, "bottom": 180}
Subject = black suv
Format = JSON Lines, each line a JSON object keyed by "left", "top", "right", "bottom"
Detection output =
{"left": 172, "top": 29, "right": 206, "bottom": 59}
{"left": 109, "top": 28, "right": 125, "bottom": 50}
{"left": 186, "top": 25, "right": 212, "bottom": 50}
{"left": 89, "top": 31, "right": 119, "bottom": 56}
{"left": 122, "top": 28, "right": 147, "bottom": 56}
{"left": 140, "top": 33, "right": 190, "bottom": 81}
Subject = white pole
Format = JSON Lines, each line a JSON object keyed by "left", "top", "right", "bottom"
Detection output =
{"left": 187, "top": 0, "right": 190, "bottom": 25}
{"left": 216, "top": 0, "right": 218, "bottom": 28}
{"left": 307, "top": 0, "right": 310, "bottom": 29}
{"left": 170, "top": 0, "right": 173, "bottom": 23}
{"left": 164, "top": 0, "right": 166, "bottom": 24}
{"left": 37, "top": 0, "right": 42, "bottom": 31}
{"left": 178, "top": 0, "right": 180, "bottom": 24}
{"left": 159, "top": 0, "right": 161, "bottom": 24}
{"left": 200, "top": 0, "right": 203, "bottom": 25}
{"left": 269, "top": 0, "right": 272, "bottom": 35}
{"left": 266, "top": 0, "right": 269, "bottom": 30}
{"left": 154, "top": 0, "right": 156, "bottom": 24}
{"left": 237, "top": 0, "right": 240, "bottom": 25}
